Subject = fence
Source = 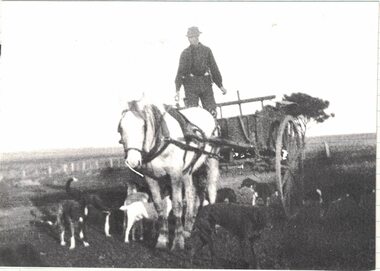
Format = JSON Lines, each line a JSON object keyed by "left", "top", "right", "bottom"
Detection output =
{"left": 1, "top": 156, "right": 126, "bottom": 181}
{"left": 1, "top": 134, "right": 375, "bottom": 181}
{"left": 304, "top": 133, "right": 375, "bottom": 159}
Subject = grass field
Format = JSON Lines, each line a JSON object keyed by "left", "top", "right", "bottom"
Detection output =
{"left": 0, "top": 133, "right": 376, "bottom": 269}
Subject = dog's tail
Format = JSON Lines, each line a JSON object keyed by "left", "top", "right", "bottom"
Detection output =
{"left": 30, "top": 210, "right": 57, "bottom": 227}
{"left": 65, "top": 177, "right": 80, "bottom": 199}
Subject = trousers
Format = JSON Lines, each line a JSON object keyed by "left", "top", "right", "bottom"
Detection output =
{"left": 183, "top": 75, "right": 217, "bottom": 117}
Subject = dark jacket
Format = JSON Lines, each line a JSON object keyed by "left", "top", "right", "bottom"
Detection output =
{"left": 175, "top": 43, "right": 223, "bottom": 91}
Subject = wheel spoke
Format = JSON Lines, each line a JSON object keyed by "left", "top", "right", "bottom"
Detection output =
{"left": 275, "top": 116, "right": 304, "bottom": 218}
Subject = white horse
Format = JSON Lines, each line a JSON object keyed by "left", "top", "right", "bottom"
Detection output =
{"left": 117, "top": 99, "right": 220, "bottom": 250}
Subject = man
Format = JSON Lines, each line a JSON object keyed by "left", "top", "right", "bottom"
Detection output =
{"left": 175, "top": 26, "right": 227, "bottom": 118}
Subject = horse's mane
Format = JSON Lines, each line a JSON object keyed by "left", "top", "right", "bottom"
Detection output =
{"left": 128, "top": 101, "right": 162, "bottom": 124}
{"left": 120, "top": 101, "right": 165, "bottom": 138}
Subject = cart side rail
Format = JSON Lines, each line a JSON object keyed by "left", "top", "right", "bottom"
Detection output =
{"left": 216, "top": 95, "right": 276, "bottom": 108}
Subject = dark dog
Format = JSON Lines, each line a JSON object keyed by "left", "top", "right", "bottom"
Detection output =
{"left": 240, "top": 178, "right": 257, "bottom": 189}
{"left": 188, "top": 203, "right": 267, "bottom": 268}
{"left": 215, "top": 188, "right": 237, "bottom": 203}
{"left": 303, "top": 189, "right": 323, "bottom": 205}
{"left": 321, "top": 181, "right": 364, "bottom": 206}
{"left": 66, "top": 177, "right": 112, "bottom": 237}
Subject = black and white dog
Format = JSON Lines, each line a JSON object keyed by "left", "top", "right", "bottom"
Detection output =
{"left": 31, "top": 200, "right": 89, "bottom": 250}
{"left": 65, "top": 177, "right": 112, "bottom": 237}
{"left": 30, "top": 176, "right": 112, "bottom": 249}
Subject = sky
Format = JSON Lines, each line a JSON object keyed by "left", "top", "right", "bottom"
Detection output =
{"left": 0, "top": 2, "right": 378, "bottom": 153}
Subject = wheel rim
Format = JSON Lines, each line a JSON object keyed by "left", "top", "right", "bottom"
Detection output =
{"left": 275, "top": 116, "right": 303, "bottom": 216}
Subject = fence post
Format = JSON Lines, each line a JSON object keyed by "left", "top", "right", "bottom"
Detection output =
{"left": 22, "top": 170, "right": 26, "bottom": 178}
{"left": 109, "top": 158, "right": 113, "bottom": 168}
{"left": 95, "top": 160, "right": 99, "bottom": 170}
{"left": 324, "top": 142, "right": 331, "bottom": 158}
{"left": 48, "top": 166, "right": 52, "bottom": 177}
{"left": 71, "top": 163, "right": 75, "bottom": 172}
{"left": 63, "top": 164, "right": 68, "bottom": 174}
{"left": 82, "top": 161, "right": 86, "bottom": 172}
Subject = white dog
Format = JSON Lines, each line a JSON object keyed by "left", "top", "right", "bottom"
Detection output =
{"left": 120, "top": 194, "right": 172, "bottom": 243}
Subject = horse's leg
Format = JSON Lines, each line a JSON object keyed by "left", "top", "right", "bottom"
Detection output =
{"left": 247, "top": 237, "right": 259, "bottom": 269}
{"left": 123, "top": 211, "right": 128, "bottom": 242}
{"left": 206, "top": 157, "right": 219, "bottom": 204}
{"left": 171, "top": 178, "right": 185, "bottom": 250}
{"left": 138, "top": 219, "right": 144, "bottom": 241}
{"left": 145, "top": 176, "right": 168, "bottom": 249}
{"left": 183, "top": 174, "right": 195, "bottom": 238}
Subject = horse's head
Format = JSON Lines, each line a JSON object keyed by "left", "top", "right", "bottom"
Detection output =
{"left": 118, "top": 100, "right": 146, "bottom": 169}
{"left": 118, "top": 99, "right": 163, "bottom": 169}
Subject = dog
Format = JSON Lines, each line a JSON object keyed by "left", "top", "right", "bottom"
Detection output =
{"left": 120, "top": 192, "right": 172, "bottom": 243}
{"left": 303, "top": 189, "right": 323, "bottom": 205}
{"left": 236, "top": 186, "right": 258, "bottom": 206}
{"left": 121, "top": 189, "right": 150, "bottom": 242}
{"left": 321, "top": 181, "right": 364, "bottom": 207}
{"left": 119, "top": 184, "right": 172, "bottom": 243}
{"left": 215, "top": 188, "right": 237, "bottom": 203}
{"left": 188, "top": 203, "right": 267, "bottom": 268}
{"left": 240, "top": 178, "right": 257, "bottom": 189}
{"left": 65, "top": 177, "right": 112, "bottom": 237}
{"left": 31, "top": 200, "right": 89, "bottom": 250}
{"left": 240, "top": 178, "right": 275, "bottom": 205}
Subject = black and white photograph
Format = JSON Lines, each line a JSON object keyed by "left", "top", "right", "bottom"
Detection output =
{"left": 0, "top": 1, "right": 377, "bottom": 269}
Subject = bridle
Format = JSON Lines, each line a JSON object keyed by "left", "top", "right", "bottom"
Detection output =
{"left": 121, "top": 106, "right": 170, "bottom": 164}
{"left": 120, "top": 105, "right": 220, "bottom": 176}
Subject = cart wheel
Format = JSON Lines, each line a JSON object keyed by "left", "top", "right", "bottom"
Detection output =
{"left": 275, "top": 115, "right": 304, "bottom": 217}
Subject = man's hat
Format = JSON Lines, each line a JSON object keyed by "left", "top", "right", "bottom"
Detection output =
{"left": 186, "top": 26, "right": 202, "bottom": 37}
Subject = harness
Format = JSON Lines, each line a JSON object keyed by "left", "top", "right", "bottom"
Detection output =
{"left": 123, "top": 105, "right": 220, "bottom": 175}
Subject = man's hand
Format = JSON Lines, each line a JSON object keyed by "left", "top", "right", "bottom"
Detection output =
{"left": 220, "top": 86, "right": 227, "bottom": 95}
{"left": 174, "top": 91, "right": 180, "bottom": 102}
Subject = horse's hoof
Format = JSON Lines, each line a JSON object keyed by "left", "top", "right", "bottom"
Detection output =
{"left": 171, "top": 235, "right": 185, "bottom": 251}
{"left": 183, "top": 230, "right": 191, "bottom": 239}
{"left": 60, "top": 241, "right": 66, "bottom": 246}
{"left": 156, "top": 235, "right": 168, "bottom": 249}
{"left": 83, "top": 241, "right": 90, "bottom": 247}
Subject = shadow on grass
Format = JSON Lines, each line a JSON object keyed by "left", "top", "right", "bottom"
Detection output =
{"left": 0, "top": 243, "right": 47, "bottom": 267}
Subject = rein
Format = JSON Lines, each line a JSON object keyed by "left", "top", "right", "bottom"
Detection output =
{"left": 164, "top": 137, "right": 220, "bottom": 160}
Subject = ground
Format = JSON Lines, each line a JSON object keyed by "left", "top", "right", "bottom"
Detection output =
{"left": 0, "top": 134, "right": 375, "bottom": 269}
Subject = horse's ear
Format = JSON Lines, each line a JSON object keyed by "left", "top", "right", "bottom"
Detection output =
{"left": 137, "top": 92, "right": 147, "bottom": 108}
{"left": 121, "top": 101, "right": 130, "bottom": 115}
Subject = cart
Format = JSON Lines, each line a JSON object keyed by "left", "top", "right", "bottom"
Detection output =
{"left": 211, "top": 92, "right": 306, "bottom": 217}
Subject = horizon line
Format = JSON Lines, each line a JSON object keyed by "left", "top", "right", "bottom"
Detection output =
{"left": 0, "top": 132, "right": 375, "bottom": 156}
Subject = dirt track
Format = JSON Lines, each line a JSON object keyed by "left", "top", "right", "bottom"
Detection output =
{"left": 0, "top": 169, "right": 260, "bottom": 268}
